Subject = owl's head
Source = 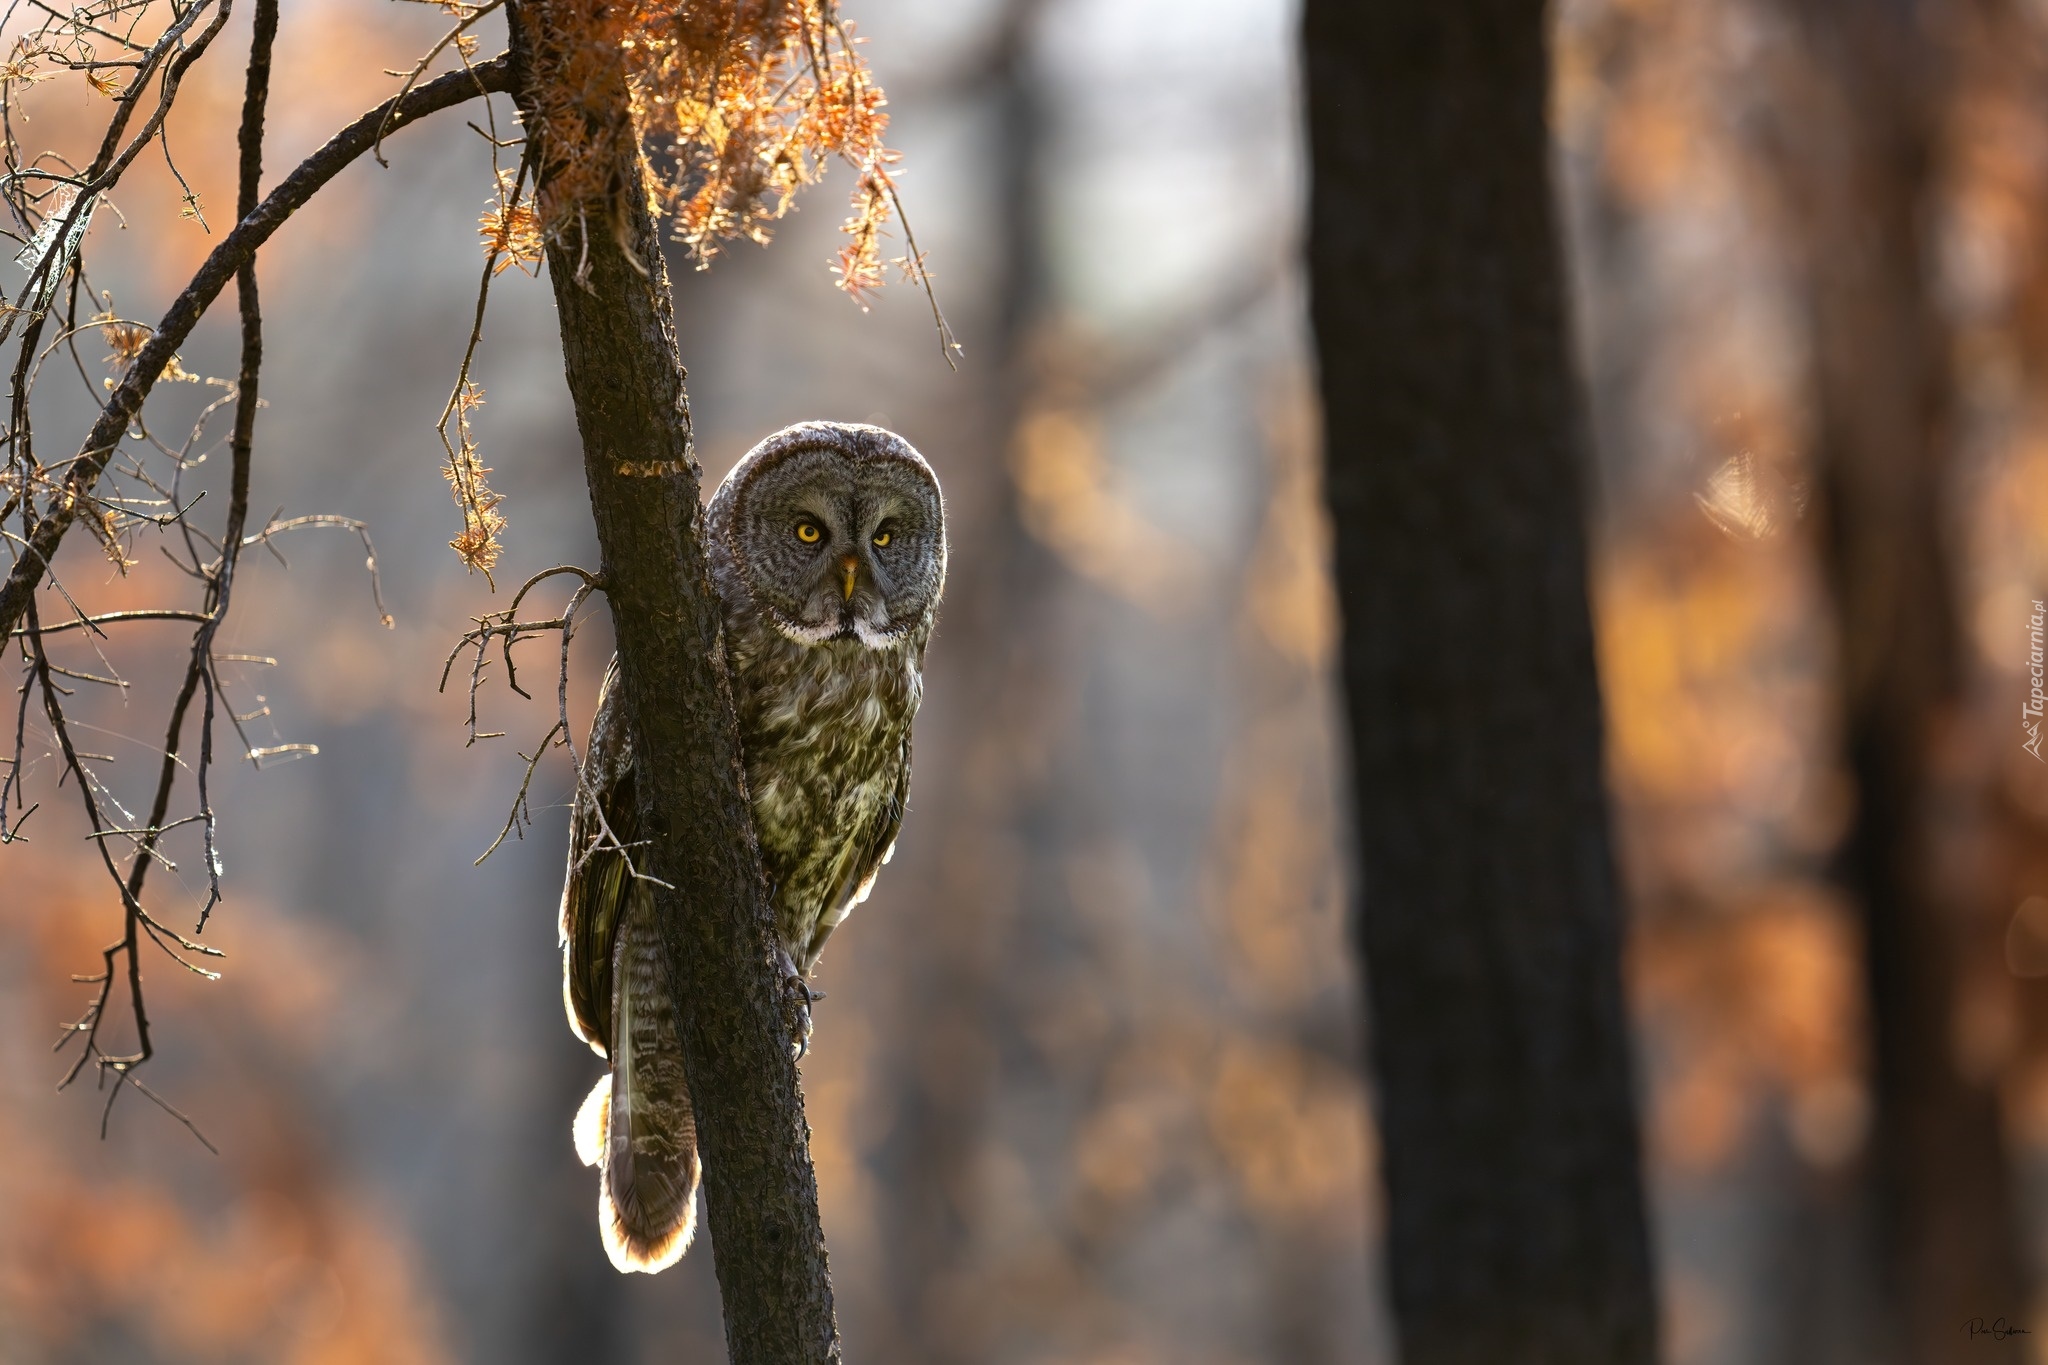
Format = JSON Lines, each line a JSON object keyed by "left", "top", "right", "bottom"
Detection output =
{"left": 709, "top": 421, "right": 947, "bottom": 650}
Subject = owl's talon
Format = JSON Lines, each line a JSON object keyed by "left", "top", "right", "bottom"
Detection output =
{"left": 775, "top": 947, "right": 816, "bottom": 1060}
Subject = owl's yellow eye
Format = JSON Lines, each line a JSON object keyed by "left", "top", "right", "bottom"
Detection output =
{"left": 796, "top": 522, "right": 822, "bottom": 544}
{"left": 872, "top": 530, "right": 891, "bottom": 548}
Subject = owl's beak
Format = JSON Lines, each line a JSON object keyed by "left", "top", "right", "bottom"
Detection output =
{"left": 839, "top": 555, "right": 859, "bottom": 601}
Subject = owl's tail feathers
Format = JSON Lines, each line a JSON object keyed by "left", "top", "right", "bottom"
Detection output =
{"left": 575, "top": 984, "right": 701, "bottom": 1274}
{"left": 575, "top": 1068, "right": 700, "bottom": 1273}
{"left": 573, "top": 1072, "right": 609, "bottom": 1168}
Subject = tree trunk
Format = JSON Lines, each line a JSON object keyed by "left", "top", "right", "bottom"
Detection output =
{"left": 1299, "top": 6, "right": 1660, "bottom": 1363}
{"left": 1786, "top": 1, "right": 2027, "bottom": 1357}
{"left": 507, "top": 7, "right": 840, "bottom": 1362}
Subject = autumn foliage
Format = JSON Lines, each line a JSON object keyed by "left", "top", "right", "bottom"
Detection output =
{"left": 514, "top": 0, "right": 906, "bottom": 294}
{"left": 434, "top": 0, "right": 925, "bottom": 579}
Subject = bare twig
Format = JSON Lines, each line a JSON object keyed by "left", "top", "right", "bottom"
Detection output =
{"left": 0, "top": 53, "right": 515, "bottom": 643}
{"left": 476, "top": 718, "right": 564, "bottom": 865}
{"left": 11, "top": 608, "right": 211, "bottom": 638}
{"left": 0, "top": 5, "right": 508, "bottom": 1146}
{"left": 173, "top": 0, "right": 275, "bottom": 936}
{"left": 375, "top": 0, "right": 507, "bottom": 167}
{"left": 435, "top": 564, "right": 664, "bottom": 884}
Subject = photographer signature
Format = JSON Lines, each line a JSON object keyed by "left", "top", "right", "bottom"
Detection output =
{"left": 1965, "top": 1317, "right": 2031, "bottom": 1341}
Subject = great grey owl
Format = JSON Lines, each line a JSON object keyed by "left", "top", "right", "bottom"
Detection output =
{"left": 558, "top": 421, "right": 946, "bottom": 1274}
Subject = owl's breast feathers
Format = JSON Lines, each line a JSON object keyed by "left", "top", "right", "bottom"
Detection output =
{"left": 727, "top": 605, "right": 926, "bottom": 973}
{"left": 562, "top": 608, "right": 927, "bottom": 1045}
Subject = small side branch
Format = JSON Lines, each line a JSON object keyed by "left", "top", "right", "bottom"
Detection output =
{"left": 11, "top": 609, "right": 212, "bottom": 638}
{"left": 0, "top": 54, "right": 515, "bottom": 643}
{"left": 375, "top": 0, "right": 508, "bottom": 167}
{"left": 437, "top": 565, "right": 621, "bottom": 869}
{"left": 0, "top": 5, "right": 493, "bottom": 1148}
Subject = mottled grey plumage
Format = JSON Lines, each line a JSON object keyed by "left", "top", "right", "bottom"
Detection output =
{"left": 560, "top": 421, "right": 945, "bottom": 1273}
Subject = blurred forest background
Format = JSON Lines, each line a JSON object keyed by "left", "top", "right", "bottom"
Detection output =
{"left": 5, "top": 0, "right": 2048, "bottom": 1362}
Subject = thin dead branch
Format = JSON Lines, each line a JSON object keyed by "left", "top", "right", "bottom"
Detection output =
{"left": 1, "top": 11, "right": 510, "bottom": 1138}
{"left": 0, "top": 53, "right": 515, "bottom": 642}
{"left": 435, "top": 564, "right": 656, "bottom": 878}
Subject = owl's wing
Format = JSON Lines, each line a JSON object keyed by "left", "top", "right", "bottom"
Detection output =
{"left": 561, "top": 657, "right": 639, "bottom": 1056}
{"left": 800, "top": 734, "right": 912, "bottom": 971}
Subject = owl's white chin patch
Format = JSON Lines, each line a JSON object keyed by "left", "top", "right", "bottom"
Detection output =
{"left": 767, "top": 610, "right": 843, "bottom": 646}
{"left": 768, "top": 605, "right": 905, "bottom": 650}
{"left": 851, "top": 618, "right": 905, "bottom": 650}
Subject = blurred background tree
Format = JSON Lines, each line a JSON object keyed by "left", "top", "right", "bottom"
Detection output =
{"left": 1302, "top": 4, "right": 1657, "bottom": 1363}
{"left": 6, "top": 2, "right": 2048, "bottom": 1364}
{"left": 1778, "top": 0, "right": 2028, "bottom": 1358}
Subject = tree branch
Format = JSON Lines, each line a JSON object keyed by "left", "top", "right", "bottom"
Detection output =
{"left": 0, "top": 53, "right": 514, "bottom": 643}
{"left": 508, "top": 5, "right": 841, "bottom": 1359}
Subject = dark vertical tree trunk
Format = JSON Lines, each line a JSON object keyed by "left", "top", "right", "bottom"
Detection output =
{"left": 1787, "top": 1, "right": 2027, "bottom": 1357}
{"left": 1299, "top": 6, "right": 1660, "bottom": 1363}
{"left": 507, "top": 6, "right": 840, "bottom": 1362}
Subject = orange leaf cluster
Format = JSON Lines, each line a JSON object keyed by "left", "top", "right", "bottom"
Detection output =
{"left": 96, "top": 312, "right": 151, "bottom": 366}
{"left": 94, "top": 309, "right": 198, "bottom": 388}
{"left": 0, "top": 37, "right": 52, "bottom": 88}
{"left": 521, "top": 0, "right": 904, "bottom": 298}
{"left": 478, "top": 166, "right": 544, "bottom": 276}
{"left": 442, "top": 381, "right": 505, "bottom": 581}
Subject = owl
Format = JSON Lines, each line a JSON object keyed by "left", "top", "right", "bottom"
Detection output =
{"left": 559, "top": 421, "right": 947, "bottom": 1274}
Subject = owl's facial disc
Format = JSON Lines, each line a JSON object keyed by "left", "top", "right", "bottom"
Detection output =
{"left": 732, "top": 441, "right": 944, "bottom": 650}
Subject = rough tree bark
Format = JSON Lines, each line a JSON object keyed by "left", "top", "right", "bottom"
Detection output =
{"left": 1785, "top": 1, "right": 2027, "bottom": 1358}
{"left": 1300, "top": 5, "right": 1660, "bottom": 1363}
{"left": 507, "top": 6, "right": 840, "bottom": 1362}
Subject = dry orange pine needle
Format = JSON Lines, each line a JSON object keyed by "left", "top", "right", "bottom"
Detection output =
{"left": 519, "top": 0, "right": 912, "bottom": 301}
